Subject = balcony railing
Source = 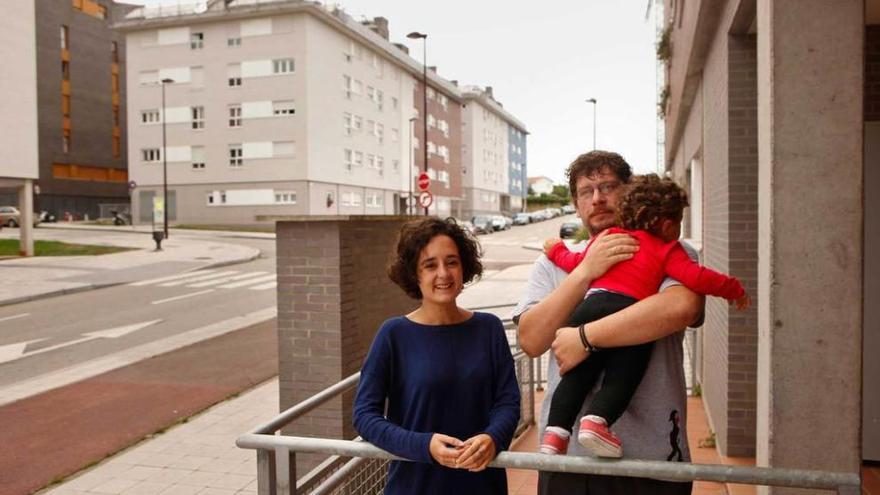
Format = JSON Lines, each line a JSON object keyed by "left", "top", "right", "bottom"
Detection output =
{"left": 236, "top": 312, "right": 861, "bottom": 495}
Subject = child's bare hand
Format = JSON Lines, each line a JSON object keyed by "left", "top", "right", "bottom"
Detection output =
{"left": 543, "top": 237, "right": 562, "bottom": 254}
{"left": 733, "top": 293, "right": 750, "bottom": 310}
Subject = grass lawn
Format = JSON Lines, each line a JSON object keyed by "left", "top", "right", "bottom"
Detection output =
{"left": 0, "top": 239, "right": 135, "bottom": 257}
{"left": 174, "top": 224, "right": 275, "bottom": 233}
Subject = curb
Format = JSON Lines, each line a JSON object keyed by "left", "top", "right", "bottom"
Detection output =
{"left": 38, "top": 223, "right": 276, "bottom": 240}
{"left": 0, "top": 249, "right": 263, "bottom": 308}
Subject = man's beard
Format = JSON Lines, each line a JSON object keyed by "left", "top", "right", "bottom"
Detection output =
{"left": 587, "top": 209, "right": 617, "bottom": 236}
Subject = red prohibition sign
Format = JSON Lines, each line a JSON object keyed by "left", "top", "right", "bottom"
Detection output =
{"left": 418, "top": 191, "right": 433, "bottom": 209}
{"left": 417, "top": 172, "right": 430, "bottom": 191}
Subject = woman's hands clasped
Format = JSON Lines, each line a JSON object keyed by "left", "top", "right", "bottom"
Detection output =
{"left": 429, "top": 433, "right": 497, "bottom": 472}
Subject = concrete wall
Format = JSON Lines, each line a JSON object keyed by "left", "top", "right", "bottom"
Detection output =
{"left": 275, "top": 217, "right": 416, "bottom": 472}
{"left": 0, "top": 0, "right": 39, "bottom": 181}
{"left": 755, "top": 0, "right": 863, "bottom": 488}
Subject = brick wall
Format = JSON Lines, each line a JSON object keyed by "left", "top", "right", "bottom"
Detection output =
{"left": 724, "top": 33, "right": 758, "bottom": 456}
{"left": 276, "top": 216, "right": 416, "bottom": 472}
{"left": 867, "top": 26, "right": 880, "bottom": 122}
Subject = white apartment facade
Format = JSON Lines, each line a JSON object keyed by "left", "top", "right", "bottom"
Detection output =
{"left": 460, "top": 86, "right": 526, "bottom": 218}
{"left": 118, "top": 1, "right": 424, "bottom": 224}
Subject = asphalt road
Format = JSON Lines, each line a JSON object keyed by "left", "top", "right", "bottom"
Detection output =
{"left": 0, "top": 216, "right": 577, "bottom": 394}
{"left": 0, "top": 234, "right": 277, "bottom": 389}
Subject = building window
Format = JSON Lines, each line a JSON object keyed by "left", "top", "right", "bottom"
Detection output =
{"left": 272, "top": 58, "right": 294, "bottom": 74}
{"left": 141, "top": 109, "right": 160, "bottom": 124}
{"left": 111, "top": 41, "right": 118, "bottom": 63}
{"left": 341, "top": 191, "right": 362, "bottom": 207}
{"left": 62, "top": 61, "right": 70, "bottom": 80}
{"left": 274, "top": 191, "right": 296, "bottom": 204}
{"left": 61, "top": 25, "right": 69, "bottom": 50}
{"left": 228, "top": 105, "right": 241, "bottom": 127}
{"left": 227, "top": 37, "right": 241, "bottom": 47}
{"left": 228, "top": 77, "right": 242, "bottom": 87}
{"left": 343, "top": 75, "right": 352, "bottom": 99}
{"left": 190, "top": 32, "right": 204, "bottom": 50}
{"left": 366, "top": 192, "right": 383, "bottom": 208}
{"left": 344, "top": 113, "right": 353, "bottom": 136}
{"left": 229, "top": 144, "right": 243, "bottom": 167}
{"left": 191, "top": 106, "right": 204, "bottom": 129}
{"left": 392, "top": 97, "right": 398, "bottom": 110}
{"left": 353, "top": 115, "right": 362, "bottom": 131}
{"left": 273, "top": 100, "right": 295, "bottom": 115}
{"left": 192, "top": 146, "right": 205, "bottom": 170}
{"left": 62, "top": 133, "right": 70, "bottom": 153}
{"left": 391, "top": 128, "right": 399, "bottom": 142}
{"left": 142, "top": 148, "right": 161, "bottom": 162}
{"left": 354, "top": 151, "right": 363, "bottom": 168}
{"left": 344, "top": 148, "right": 353, "bottom": 170}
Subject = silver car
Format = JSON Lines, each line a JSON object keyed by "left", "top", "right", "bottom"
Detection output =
{"left": 0, "top": 206, "right": 40, "bottom": 228}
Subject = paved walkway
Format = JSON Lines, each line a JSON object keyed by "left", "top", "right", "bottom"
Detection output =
{"left": 0, "top": 224, "right": 262, "bottom": 307}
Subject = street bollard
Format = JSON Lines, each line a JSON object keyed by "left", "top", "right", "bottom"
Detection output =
{"left": 152, "top": 230, "right": 163, "bottom": 251}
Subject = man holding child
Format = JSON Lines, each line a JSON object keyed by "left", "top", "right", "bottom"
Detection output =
{"left": 513, "top": 150, "right": 706, "bottom": 494}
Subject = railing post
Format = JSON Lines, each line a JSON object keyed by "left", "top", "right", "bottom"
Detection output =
{"left": 257, "top": 449, "right": 272, "bottom": 495}
{"left": 275, "top": 447, "right": 295, "bottom": 495}
{"left": 535, "top": 354, "right": 544, "bottom": 391}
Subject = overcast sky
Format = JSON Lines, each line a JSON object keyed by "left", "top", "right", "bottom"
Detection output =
{"left": 131, "top": 0, "right": 662, "bottom": 184}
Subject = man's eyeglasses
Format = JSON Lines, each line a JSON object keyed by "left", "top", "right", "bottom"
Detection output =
{"left": 577, "top": 181, "right": 621, "bottom": 199}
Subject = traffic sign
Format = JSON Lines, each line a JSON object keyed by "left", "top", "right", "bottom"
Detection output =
{"left": 417, "top": 172, "right": 430, "bottom": 191}
{"left": 418, "top": 191, "right": 433, "bottom": 209}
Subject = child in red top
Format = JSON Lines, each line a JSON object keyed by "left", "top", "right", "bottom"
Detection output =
{"left": 539, "top": 174, "right": 749, "bottom": 459}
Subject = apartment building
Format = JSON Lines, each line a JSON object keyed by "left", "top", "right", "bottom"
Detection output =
{"left": 460, "top": 86, "right": 527, "bottom": 218}
{"left": 410, "top": 74, "right": 463, "bottom": 218}
{"left": 0, "top": 0, "right": 133, "bottom": 221}
{"left": 508, "top": 121, "right": 528, "bottom": 211}
{"left": 119, "top": 0, "right": 478, "bottom": 224}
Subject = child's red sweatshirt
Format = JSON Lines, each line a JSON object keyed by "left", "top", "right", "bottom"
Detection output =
{"left": 547, "top": 227, "right": 745, "bottom": 301}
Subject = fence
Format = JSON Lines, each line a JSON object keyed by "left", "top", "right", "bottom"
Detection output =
{"left": 236, "top": 312, "right": 861, "bottom": 495}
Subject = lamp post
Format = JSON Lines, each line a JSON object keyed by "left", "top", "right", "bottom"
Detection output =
{"left": 586, "top": 98, "right": 597, "bottom": 150}
{"left": 160, "top": 78, "right": 174, "bottom": 239}
{"left": 409, "top": 116, "right": 417, "bottom": 215}
{"left": 407, "top": 31, "right": 428, "bottom": 216}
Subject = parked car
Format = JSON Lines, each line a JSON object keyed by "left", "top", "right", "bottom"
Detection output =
{"left": 0, "top": 206, "right": 41, "bottom": 228}
{"left": 513, "top": 212, "right": 531, "bottom": 225}
{"left": 490, "top": 215, "right": 511, "bottom": 231}
{"left": 561, "top": 204, "right": 576, "bottom": 215}
{"left": 460, "top": 220, "right": 479, "bottom": 237}
{"left": 471, "top": 215, "right": 494, "bottom": 235}
{"left": 559, "top": 221, "right": 582, "bottom": 239}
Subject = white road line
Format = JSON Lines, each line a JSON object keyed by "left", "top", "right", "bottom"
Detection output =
{"left": 248, "top": 281, "right": 277, "bottom": 291}
{"left": 187, "top": 271, "right": 269, "bottom": 288}
{"left": 0, "top": 313, "right": 30, "bottom": 323}
{"left": 151, "top": 289, "right": 215, "bottom": 305}
{"left": 218, "top": 274, "right": 276, "bottom": 289}
{"left": 159, "top": 271, "right": 239, "bottom": 287}
{"left": 129, "top": 270, "right": 218, "bottom": 286}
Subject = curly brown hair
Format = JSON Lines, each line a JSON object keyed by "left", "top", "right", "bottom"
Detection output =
{"left": 566, "top": 150, "right": 634, "bottom": 198}
{"left": 387, "top": 217, "right": 483, "bottom": 300}
{"left": 617, "top": 174, "right": 689, "bottom": 234}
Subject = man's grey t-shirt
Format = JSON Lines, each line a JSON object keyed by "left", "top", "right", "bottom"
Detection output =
{"left": 512, "top": 240, "right": 700, "bottom": 462}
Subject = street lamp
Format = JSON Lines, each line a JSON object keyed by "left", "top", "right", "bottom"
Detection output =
{"left": 407, "top": 31, "right": 428, "bottom": 216}
{"left": 586, "top": 98, "right": 597, "bottom": 150}
{"left": 160, "top": 78, "right": 174, "bottom": 240}
{"left": 409, "top": 116, "right": 417, "bottom": 215}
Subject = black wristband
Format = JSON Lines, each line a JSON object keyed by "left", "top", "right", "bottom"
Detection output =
{"left": 579, "top": 324, "right": 599, "bottom": 353}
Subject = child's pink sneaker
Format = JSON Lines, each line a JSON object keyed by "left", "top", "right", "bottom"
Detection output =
{"left": 577, "top": 415, "right": 623, "bottom": 458}
{"left": 539, "top": 426, "right": 570, "bottom": 455}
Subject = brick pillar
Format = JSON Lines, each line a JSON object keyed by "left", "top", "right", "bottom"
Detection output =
{"left": 276, "top": 216, "right": 416, "bottom": 472}
{"left": 756, "top": 1, "right": 863, "bottom": 491}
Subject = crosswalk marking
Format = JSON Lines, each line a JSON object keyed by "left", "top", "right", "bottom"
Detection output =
{"left": 129, "top": 269, "right": 218, "bottom": 287}
{"left": 159, "top": 271, "right": 240, "bottom": 287}
{"left": 249, "top": 281, "right": 277, "bottom": 291}
{"left": 152, "top": 289, "right": 215, "bottom": 305}
{"left": 219, "top": 274, "right": 276, "bottom": 289}
{"left": 187, "top": 271, "right": 269, "bottom": 288}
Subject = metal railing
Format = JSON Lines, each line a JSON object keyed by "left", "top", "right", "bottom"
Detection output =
{"left": 237, "top": 310, "right": 861, "bottom": 495}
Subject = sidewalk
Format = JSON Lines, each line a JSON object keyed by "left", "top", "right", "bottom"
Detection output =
{"left": 0, "top": 224, "right": 261, "bottom": 307}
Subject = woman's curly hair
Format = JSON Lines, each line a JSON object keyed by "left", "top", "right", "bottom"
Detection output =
{"left": 387, "top": 217, "right": 483, "bottom": 300}
{"left": 617, "top": 174, "right": 689, "bottom": 234}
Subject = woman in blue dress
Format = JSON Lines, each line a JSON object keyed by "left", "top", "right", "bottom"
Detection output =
{"left": 353, "top": 217, "right": 521, "bottom": 495}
